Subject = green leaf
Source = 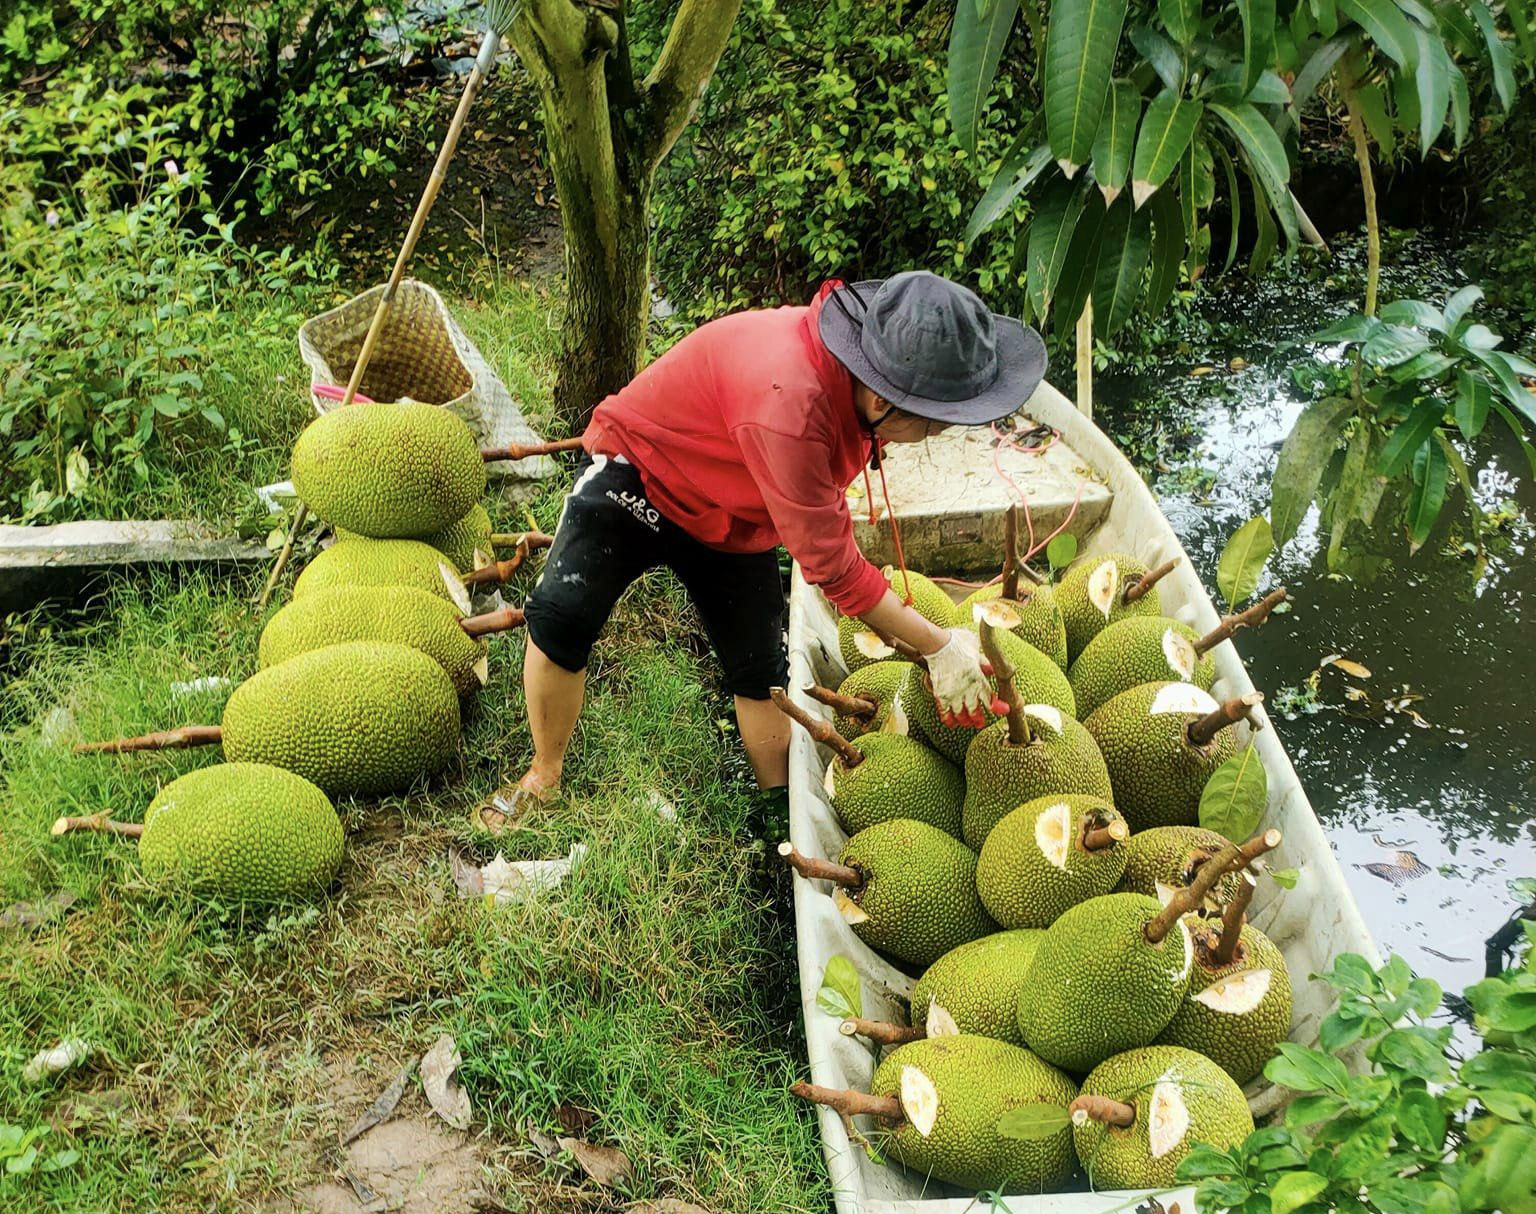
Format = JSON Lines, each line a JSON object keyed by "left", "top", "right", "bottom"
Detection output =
{"left": 1217, "top": 515, "right": 1275, "bottom": 607}
{"left": 1464, "top": 1123, "right": 1536, "bottom": 1213}
{"left": 1407, "top": 436, "right": 1449, "bottom": 550}
{"left": 1147, "top": 186, "right": 1185, "bottom": 313}
{"left": 1209, "top": 102, "right": 1297, "bottom": 247}
{"left": 816, "top": 955, "right": 862, "bottom": 1019}
{"left": 1046, "top": 531, "right": 1079, "bottom": 570}
{"left": 1269, "top": 1171, "right": 1328, "bottom": 1214}
{"left": 1092, "top": 80, "right": 1141, "bottom": 203}
{"left": 1026, "top": 178, "right": 1091, "bottom": 321}
{"left": 1132, "top": 92, "right": 1204, "bottom": 206}
{"left": 1286, "top": 1093, "right": 1348, "bottom": 1126}
{"left": 1160, "top": 0, "right": 1201, "bottom": 45}
{"left": 995, "top": 1102, "right": 1072, "bottom": 1139}
{"left": 1250, "top": 170, "right": 1279, "bottom": 274}
{"left": 1378, "top": 401, "right": 1443, "bottom": 476}
{"left": 966, "top": 139, "right": 1053, "bottom": 245}
{"left": 1130, "top": 21, "right": 1186, "bottom": 92}
{"left": 1488, "top": 987, "right": 1536, "bottom": 1032}
{"left": 1236, "top": 0, "right": 1276, "bottom": 95}
{"left": 1271, "top": 866, "right": 1300, "bottom": 888}
{"left": 1266, "top": 1041, "right": 1350, "bottom": 1094}
{"left": 1379, "top": 298, "right": 1446, "bottom": 330}
{"left": 1363, "top": 324, "right": 1433, "bottom": 366}
{"left": 1052, "top": 189, "right": 1109, "bottom": 328}
{"left": 1449, "top": 61, "right": 1470, "bottom": 148}
{"left": 1091, "top": 195, "right": 1154, "bottom": 334}
{"left": 1336, "top": 0, "right": 1418, "bottom": 65}
{"left": 1454, "top": 370, "right": 1492, "bottom": 439}
{"left": 1468, "top": 0, "right": 1516, "bottom": 110}
{"left": 1503, "top": 0, "right": 1536, "bottom": 60}
{"left": 1410, "top": 27, "right": 1453, "bottom": 151}
{"left": 1045, "top": 0, "right": 1129, "bottom": 174}
{"left": 1292, "top": 35, "right": 1351, "bottom": 113}
{"left": 1443, "top": 284, "right": 1485, "bottom": 328}
{"left": 1355, "top": 83, "right": 1395, "bottom": 158}
{"left": 1478, "top": 1089, "right": 1536, "bottom": 1122}
{"left": 949, "top": 0, "right": 1022, "bottom": 155}
{"left": 1214, "top": 142, "right": 1243, "bottom": 274}
{"left": 1271, "top": 395, "right": 1358, "bottom": 544}
{"left": 1199, "top": 747, "right": 1270, "bottom": 842}
{"left": 1176, "top": 1144, "right": 1241, "bottom": 1179}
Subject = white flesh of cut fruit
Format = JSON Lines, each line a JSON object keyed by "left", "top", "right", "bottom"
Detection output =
{"left": 1177, "top": 918, "right": 1194, "bottom": 982}
{"left": 1023, "top": 704, "right": 1064, "bottom": 736}
{"left": 976, "top": 599, "right": 1022, "bottom": 629}
{"left": 1194, "top": 968, "right": 1273, "bottom": 1014}
{"left": 472, "top": 655, "right": 490, "bottom": 686}
{"left": 1147, "top": 1073, "right": 1191, "bottom": 1158}
{"left": 441, "top": 562, "right": 473, "bottom": 615}
{"left": 882, "top": 697, "right": 909, "bottom": 736}
{"left": 900, "top": 1066, "right": 940, "bottom": 1137}
{"left": 925, "top": 1000, "right": 961, "bottom": 1038}
{"left": 1087, "top": 560, "right": 1120, "bottom": 618}
{"left": 834, "top": 887, "right": 870, "bottom": 925}
{"left": 1035, "top": 802, "right": 1074, "bottom": 869}
{"left": 1149, "top": 682, "right": 1220, "bottom": 716}
{"left": 1163, "top": 628, "right": 1198, "bottom": 680}
{"left": 853, "top": 630, "right": 895, "bottom": 660}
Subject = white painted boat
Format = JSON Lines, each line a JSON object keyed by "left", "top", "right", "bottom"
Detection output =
{"left": 785, "top": 380, "right": 1379, "bottom": 1214}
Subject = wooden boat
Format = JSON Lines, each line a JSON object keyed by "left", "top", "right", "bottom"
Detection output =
{"left": 784, "top": 380, "right": 1379, "bottom": 1214}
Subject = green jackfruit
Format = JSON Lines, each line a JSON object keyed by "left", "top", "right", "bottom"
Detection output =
{"left": 837, "top": 568, "right": 956, "bottom": 671}
{"left": 909, "top": 930, "right": 1044, "bottom": 1044}
{"left": 293, "top": 539, "right": 466, "bottom": 606}
{"left": 833, "top": 662, "right": 910, "bottom": 740}
{"left": 1084, "top": 682, "right": 1240, "bottom": 831}
{"left": 1156, "top": 920, "right": 1293, "bottom": 1083}
{"left": 870, "top": 1035, "right": 1078, "bottom": 1192}
{"left": 825, "top": 733, "right": 965, "bottom": 838}
{"left": 338, "top": 503, "right": 493, "bottom": 572}
{"left": 1072, "top": 1046, "right": 1253, "bottom": 1189}
{"left": 976, "top": 795, "right": 1128, "bottom": 928}
{"left": 138, "top": 763, "right": 343, "bottom": 902}
{"left": 1069, "top": 615, "right": 1215, "bottom": 720}
{"left": 291, "top": 401, "right": 486, "bottom": 537}
{"left": 1058, "top": 552, "right": 1165, "bottom": 661}
{"left": 222, "top": 641, "right": 460, "bottom": 796}
{"left": 1117, "top": 825, "right": 1247, "bottom": 909}
{"left": 258, "top": 585, "right": 488, "bottom": 696}
{"left": 957, "top": 583, "right": 1069, "bottom": 669}
{"left": 961, "top": 707, "right": 1112, "bottom": 851}
{"left": 838, "top": 819, "right": 996, "bottom": 967}
{"left": 1017, "top": 893, "right": 1194, "bottom": 1073}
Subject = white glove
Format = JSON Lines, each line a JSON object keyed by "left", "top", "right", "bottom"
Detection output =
{"left": 924, "top": 628, "right": 994, "bottom": 728}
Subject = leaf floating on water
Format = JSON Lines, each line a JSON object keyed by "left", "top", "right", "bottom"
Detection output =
{"left": 1362, "top": 851, "right": 1431, "bottom": 886}
{"left": 1320, "top": 655, "right": 1372, "bottom": 678}
{"left": 559, "top": 1136, "right": 635, "bottom": 1189}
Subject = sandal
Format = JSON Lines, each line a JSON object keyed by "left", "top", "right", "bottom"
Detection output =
{"left": 474, "top": 785, "right": 555, "bottom": 834}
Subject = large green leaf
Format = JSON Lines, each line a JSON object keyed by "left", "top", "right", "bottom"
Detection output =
{"left": 1132, "top": 93, "right": 1203, "bottom": 206}
{"left": 1236, "top": 0, "right": 1276, "bottom": 95}
{"left": 1407, "top": 436, "right": 1449, "bottom": 550}
{"left": 1129, "top": 21, "right": 1186, "bottom": 91}
{"left": 1443, "top": 284, "right": 1485, "bottom": 328}
{"left": 1291, "top": 34, "right": 1351, "bottom": 112}
{"left": 965, "top": 138, "right": 1053, "bottom": 245}
{"left": 1503, "top": 0, "right": 1536, "bottom": 59}
{"left": 1052, "top": 190, "right": 1110, "bottom": 327}
{"left": 1249, "top": 166, "right": 1278, "bottom": 273}
{"left": 1271, "top": 395, "right": 1357, "bottom": 544}
{"left": 1091, "top": 80, "right": 1141, "bottom": 203}
{"left": 1213, "top": 142, "right": 1242, "bottom": 274}
{"left": 1092, "top": 195, "right": 1154, "bottom": 333}
{"left": 1410, "top": 26, "right": 1452, "bottom": 151}
{"left": 1491, "top": 400, "right": 1536, "bottom": 479}
{"left": 1045, "top": 0, "right": 1130, "bottom": 175}
{"left": 1467, "top": 0, "right": 1516, "bottom": 109}
{"left": 1147, "top": 185, "right": 1185, "bottom": 312}
{"left": 1209, "top": 102, "right": 1298, "bottom": 246}
{"left": 1199, "top": 747, "right": 1270, "bottom": 842}
{"left": 1356, "top": 83, "right": 1395, "bottom": 157}
{"left": 1378, "top": 400, "right": 1443, "bottom": 476}
{"left": 1454, "top": 369, "right": 1492, "bottom": 439}
{"left": 1026, "top": 178, "right": 1091, "bottom": 321}
{"left": 1336, "top": 0, "right": 1419, "bottom": 65}
{"left": 1217, "top": 515, "right": 1275, "bottom": 607}
{"left": 949, "top": 0, "right": 1022, "bottom": 155}
{"left": 1159, "top": 0, "right": 1201, "bottom": 45}
{"left": 1449, "top": 63, "right": 1470, "bottom": 148}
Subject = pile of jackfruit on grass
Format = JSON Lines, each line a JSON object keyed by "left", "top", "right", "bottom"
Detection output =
{"left": 57, "top": 402, "right": 543, "bottom": 905}
{"left": 780, "top": 548, "right": 1296, "bottom": 1196}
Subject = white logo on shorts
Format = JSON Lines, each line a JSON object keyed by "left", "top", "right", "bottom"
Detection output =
{"left": 606, "top": 489, "right": 661, "bottom": 532}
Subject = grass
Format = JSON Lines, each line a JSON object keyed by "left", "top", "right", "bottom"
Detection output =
{"left": 0, "top": 277, "right": 831, "bottom": 1211}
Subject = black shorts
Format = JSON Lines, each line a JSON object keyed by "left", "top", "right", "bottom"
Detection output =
{"left": 524, "top": 455, "right": 789, "bottom": 699}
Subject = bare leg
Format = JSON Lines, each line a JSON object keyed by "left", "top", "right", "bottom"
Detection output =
{"left": 520, "top": 637, "right": 586, "bottom": 796}
{"left": 737, "top": 694, "right": 790, "bottom": 789}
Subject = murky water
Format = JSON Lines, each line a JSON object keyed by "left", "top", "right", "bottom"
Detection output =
{"left": 1095, "top": 234, "right": 1536, "bottom": 1000}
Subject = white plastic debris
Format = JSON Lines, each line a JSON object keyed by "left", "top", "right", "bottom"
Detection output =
{"left": 254, "top": 481, "right": 297, "bottom": 516}
{"left": 479, "top": 843, "right": 588, "bottom": 905}
{"left": 23, "top": 1038, "right": 91, "bottom": 1084}
{"left": 170, "top": 676, "right": 233, "bottom": 699}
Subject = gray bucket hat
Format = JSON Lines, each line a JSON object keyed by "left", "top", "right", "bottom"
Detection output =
{"left": 818, "top": 271, "right": 1046, "bottom": 425}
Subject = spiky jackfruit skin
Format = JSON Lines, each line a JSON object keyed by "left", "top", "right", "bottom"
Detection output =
{"left": 1017, "top": 893, "right": 1193, "bottom": 1073}
{"left": 836, "top": 568, "right": 956, "bottom": 671}
{"left": 839, "top": 819, "right": 996, "bottom": 967}
{"left": 961, "top": 715, "right": 1112, "bottom": 851}
{"left": 1117, "top": 826, "right": 1247, "bottom": 909}
{"left": 1069, "top": 616, "right": 1216, "bottom": 720}
{"left": 833, "top": 662, "right": 909, "bottom": 740}
{"left": 291, "top": 402, "right": 486, "bottom": 537}
{"left": 977, "top": 795, "right": 1128, "bottom": 929}
{"left": 258, "top": 586, "right": 487, "bottom": 696}
{"left": 828, "top": 734, "right": 964, "bottom": 838}
{"left": 222, "top": 641, "right": 460, "bottom": 796}
{"left": 1156, "top": 923, "right": 1293, "bottom": 1083}
{"left": 838, "top": 615, "right": 902, "bottom": 673}
{"left": 871, "top": 1036, "right": 1078, "bottom": 1192}
{"left": 1072, "top": 1046, "right": 1253, "bottom": 1189}
{"left": 293, "top": 539, "right": 463, "bottom": 603}
{"left": 1058, "top": 553, "right": 1164, "bottom": 662}
{"left": 885, "top": 567, "right": 959, "bottom": 628}
{"left": 139, "top": 763, "right": 343, "bottom": 902}
{"left": 337, "top": 503, "right": 493, "bottom": 572}
{"left": 1085, "top": 682, "right": 1237, "bottom": 832}
{"left": 957, "top": 583, "right": 1069, "bottom": 669}
{"left": 909, "top": 930, "right": 1044, "bottom": 1044}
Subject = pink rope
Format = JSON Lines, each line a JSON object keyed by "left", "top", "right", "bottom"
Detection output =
{"left": 988, "top": 420, "right": 1081, "bottom": 570}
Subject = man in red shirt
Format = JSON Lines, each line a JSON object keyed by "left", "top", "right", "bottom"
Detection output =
{"left": 481, "top": 271, "right": 1045, "bottom": 828}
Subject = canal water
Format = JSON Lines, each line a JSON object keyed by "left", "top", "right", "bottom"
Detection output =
{"left": 1095, "top": 233, "right": 1536, "bottom": 1001}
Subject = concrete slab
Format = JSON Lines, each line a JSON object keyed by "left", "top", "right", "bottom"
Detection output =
{"left": 848, "top": 392, "right": 1113, "bottom": 572}
{"left": 1, "top": 521, "right": 267, "bottom": 613}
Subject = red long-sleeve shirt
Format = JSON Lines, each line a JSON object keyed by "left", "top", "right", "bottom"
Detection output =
{"left": 582, "top": 282, "right": 889, "bottom": 615}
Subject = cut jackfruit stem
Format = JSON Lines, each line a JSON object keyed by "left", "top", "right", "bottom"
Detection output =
{"left": 1185, "top": 692, "right": 1265, "bottom": 748}
{"left": 73, "top": 724, "right": 223, "bottom": 755}
{"left": 1145, "top": 830, "right": 1281, "bottom": 943}
{"left": 1081, "top": 817, "right": 1130, "bottom": 852}
{"left": 770, "top": 687, "right": 866, "bottom": 768}
{"left": 479, "top": 435, "right": 586, "bottom": 462}
{"left": 459, "top": 606, "right": 527, "bottom": 638}
{"left": 777, "top": 841, "right": 864, "bottom": 890}
{"left": 805, "top": 685, "right": 878, "bottom": 721}
{"left": 51, "top": 813, "right": 144, "bottom": 840}
{"left": 460, "top": 535, "right": 553, "bottom": 588}
{"left": 1211, "top": 872, "right": 1258, "bottom": 966}
{"left": 1122, "top": 557, "right": 1180, "bottom": 605}
{"left": 839, "top": 1016, "right": 925, "bottom": 1046}
{"left": 488, "top": 531, "right": 555, "bottom": 549}
{"left": 1002, "top": 507, "right": 1021, "bottom": 601}
{"left": 1195, "top": 587, "right": 1289, "bottom": 656}
{"left": 1069, "top": 1094, "right": 1137, "bottom": 1129}
{"left": 790, "top": 1081, "right": 904, "bottom": 1124}
{"left": 978, "top": 621, "right": 1032, "bottom": 746}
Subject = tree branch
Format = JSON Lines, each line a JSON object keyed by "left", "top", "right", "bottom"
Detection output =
{"left": 639, "top": 0, "right": 745, "bottom": 171}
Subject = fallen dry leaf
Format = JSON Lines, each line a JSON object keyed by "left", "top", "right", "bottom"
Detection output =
{"left": 0, "top": 889, "right": 77, "bottom": 931}
{"left": 420, "top": 1035, "right": 471, "bottom": 1130}
{"left": 559, "top": 1136, "right": 634, "bottom": 1189}
{"left": 1320, "top": 655, "right": 1372, "bottom": 678}
{"left": 340, "top": 1058, "right": 417, "bottom": 1145}
{"left": 527, "top": 1122, "right": 561, "bottom": 1159}
{"left": 555, "top": 1102, "right": 597, "bottom": 1135}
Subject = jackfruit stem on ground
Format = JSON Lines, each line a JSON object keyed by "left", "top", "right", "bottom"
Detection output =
{"left": 1145, "top": 829, "right": 1280, "bottom": 942}
{"left": 776, "top": 842, "right": 863, "bottom": 890}
{"left": 460, "top": 606, "right": 527, "bottom": 637}
{"left": 1081, "top": 818, "right": 1129, "bottom": 852}
{"left": 978, "top": 622, "right": 1031, "bottom": 746}
{"left": 51, "top": 813, "right": 145, "bottom": 839}
{"left": 1122, "top": 557, "right": 1180, "bottom": 605}
{"left": 479, "top": 436, "right": 586, "bottom": 462}
{"left": 1195, "top": 588, "right": 1289, "bottom": 655}
{"left": 72, "top": 724, "right": 223, "bottom": 755}
{"left": 769, "top": 688, "right": 865, "bottom": 767}
{"left": 839, "top": 1017, "right": 925, "bottom": 1046}
{"left": 1211, "top": 873, "right": 1258, "bottom": 966}
{"left": 1069, "top": 1093, "right": 1137, "bottom": 1129}
{"left": 487, "top": 530, "right": 555, "bottom": 551}
{"left": 804, "top": 685, "right": 877, "bottom": 721}
{"left": 790, "top": 1081, "right": 903, "bottom": 1124}
{"left": 1186, "top": 691, "right": 1265, "bottom": 748}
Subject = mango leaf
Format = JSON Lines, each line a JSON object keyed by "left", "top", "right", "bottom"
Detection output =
{"left": 1455, "top": 369, "right": 1492, "bottom": 439}
{"left": 1209, "top": 102, "right": 1298, "bottom": 247}
{"left": 1045, "top": 0, "right": 1129, "bottom": 175}
{"left": 1443, "top": 284, "right": 1484, "bottom": 329}
{"left": 1503, "top": 0, "right": 1536, "bottom": 59}
{"left": 1379, "top": 298, "right": 1445, "bottom": 330}
{"left": 1236, "top": 0, "right": 1276, "bottom": 95}
{"left": 1091, "top": 196, "right": 1154, "bottom": 334}
{"left": 1356, "top": 83, "right": 1395, "bottom": 158}
{"left": 950, "top": 0, "right": 1022, "bottom": 155}
{"left": 1449, "top": 61, "right": 1470, "bottom": 148}
{"left": 1129, "top": 21, "right": 1185, "bottom": 92}
{"left": 966, "top": 139, "right": 1053, "bottom": 245}
{"left": 1250, "top": 169, "right": 1278, "bottom": 274}
{"left": 1271, "top": 396, "right": 1357, "bottom": 544}
{"left": 1159, "top": 0, "right": 1201, "bottom": 44}
{"left": 1217, "top": 515, "right": 1274, "bottom": 607}
{"left": 1132, "top": 93, "right": 1203, "bottom": 206}
{"left": 1291, "top": 34, "right": 1351, "bottom": 113}
{"left": 1378, "top": 401, "right": 1443, "bottom": 477}
{"left": 1199, "top": 748, "right": 1269, "bottom": 842}
{"left": 1467, "top": 0, "right": 1515, "bottom": 109}
{"left": 1052, "top": 189, "right": 1109, "bottom": 329}
{"left": 815, "top": 955, "right": 862, "bottom": 1019}
{"left": 1092, "top": 80, "right": 1141, "bottom": 203}
{"left": 1046, "top": 533, "right": 1079, "bottom": 572}
{"left": 1270, "top": 1171, "right": 1329, "bottom": 1214}
{"left": 1146, "top": 186, "right": 1185, "bottom": 313}
{"left": 1026, "top": 178, "right": 1091, "bottom": 321}
{"left": 1407, "top": 437, "right": 1449, "bottom": 551}
{"left": 1410, "top": 27, "right": 1453, "bottom": 152}
{"left": 1362, "top": 324, "right": 1432, "bottom": 366}
{"left": 1213, "top": 142, "right": 1242, "bottom": 273}
{"left": 996, "top": 1103, "right": 1072, "bottom": 1140}
{"left": 1337, "top": 0, "right": 1418, "bottom": 65}
{"left": 1310, "top": 312, "right": 1382, "bottom": 343}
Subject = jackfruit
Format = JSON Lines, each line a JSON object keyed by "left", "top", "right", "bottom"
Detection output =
{"left": 1058, "top": 553, "right": 1168, "bottom": 661}
{"left": 1016, "top": 893, "right": 1194, "bottom": 1073}
{"left": 1156, "top": 917, "right": 1293, "bottom": 1083}
{"left": 293, "top": 539, "right": 468, "bottom": 609}
{"left": 837, "top": 568, "right": 956, "bottom": 671}
{"left": 222, "top": 641, "right": 460, "bottom": 796}
{"left": 135, "top": 763, "right": 344, "bottom": 901}
{"left": 832, "top": 662, "right": 910, "bottom": 740}
{"left": 825, "top": 733, "right": 965, "bottom": 838}
{"left": 1117, "top": 825, "right": 1247, "bottom": 909}
{"left": 1084, "top": 682, "right": 1243, "bottom": 832}
{"left": 869, "top": 1035, "right": 1079, "bottom": 1192}
{"left": 258, "top": 585, "right": 489, "bottom": 696}
{"left": 976, "top": 795, "right": 1128, "bottom": 929}
{"left": 291, "top": 401, "right": 487, "bottom": 537}
{"left": 957, "top": 583, "right": 1069, "bottom": 669}
{"left": 1071, "top": 1046, "right": 1253, "bottom": 1189}
{"left": 1069, "top": 616, "right": 1214, "bottom": 720}
{"left": 910, "top": 931, "right": 1045, "bottom": 1045}
{"left": 837, "top": 819, "right": 997, "bottom": 967}
{"left": 961, "top": 706, "right": 1113, "bottom": 850}
{"left": 338, "top": 503, "right": 493, "bottom": 572}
